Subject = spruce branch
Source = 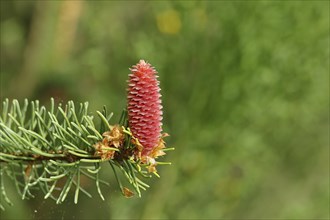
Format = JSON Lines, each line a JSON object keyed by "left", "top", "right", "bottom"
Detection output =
{"left": 0, "top": 98, "right": 172, "bottom": 210}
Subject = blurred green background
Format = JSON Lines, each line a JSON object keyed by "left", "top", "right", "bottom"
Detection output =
{"left": 0, "top": 1, "right": 329, "bottom": 219}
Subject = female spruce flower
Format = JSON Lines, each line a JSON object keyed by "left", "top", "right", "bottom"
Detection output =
{"left": 127, "top": 60, "right": 163, "bottom": 156}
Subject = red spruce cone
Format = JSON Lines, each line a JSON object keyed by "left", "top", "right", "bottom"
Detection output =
{"left": 127, "top": 60, "right": 163, "bottom": 156}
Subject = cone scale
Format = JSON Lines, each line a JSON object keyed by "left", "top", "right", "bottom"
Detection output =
{"left": 127, "top": 60, "right": 163, "bottom": 156}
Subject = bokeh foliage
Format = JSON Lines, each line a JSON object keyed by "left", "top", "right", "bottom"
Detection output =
{"left": 0, "top": 1, "right": 329, "bottom": 219}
